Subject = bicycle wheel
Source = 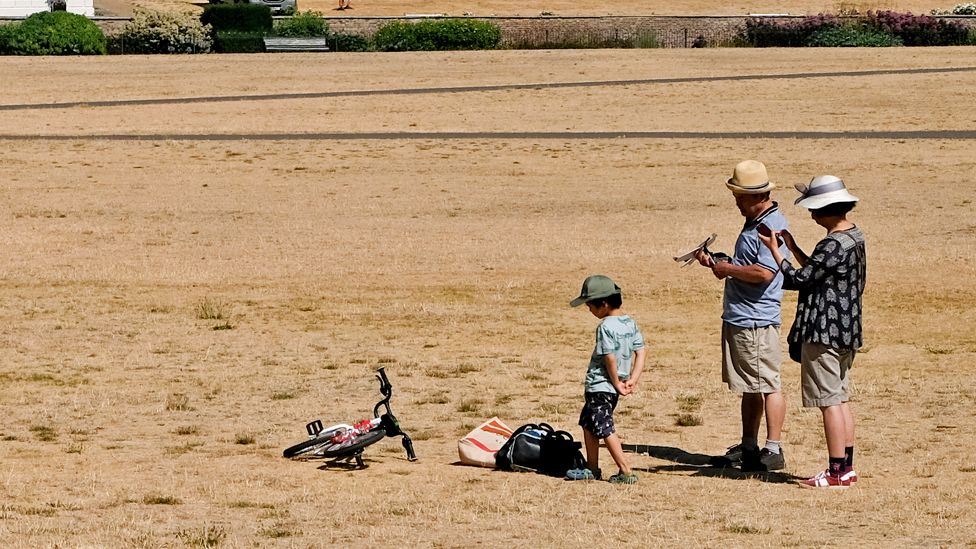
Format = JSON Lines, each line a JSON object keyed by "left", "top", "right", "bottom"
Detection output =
{"left": 320, "top": 428, "right": 387, "bottom": 458}
{"left": 283, "top": 427, "right": 345, "bottom": 458}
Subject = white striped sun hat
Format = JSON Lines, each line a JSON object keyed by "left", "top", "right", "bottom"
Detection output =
{"left": 794, "top": 175, "right": 859, "bottom": 210}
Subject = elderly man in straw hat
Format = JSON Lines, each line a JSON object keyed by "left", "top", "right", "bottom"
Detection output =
{"left": 695, "top": 160, "right": 791, "bottom": 472}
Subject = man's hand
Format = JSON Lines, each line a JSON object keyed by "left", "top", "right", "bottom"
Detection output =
{"left": 711, "top": 260, "right": 733, "bottom": 279}
{"left": 694, "top": 249, "right": 715, "bottom": 268}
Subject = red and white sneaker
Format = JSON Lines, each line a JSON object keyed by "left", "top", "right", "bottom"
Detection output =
{"left": 840, "top": 469, "right": 858, "bottom": 483}
{"left": 798, "top": 470, "right": 852, "bottom": 489}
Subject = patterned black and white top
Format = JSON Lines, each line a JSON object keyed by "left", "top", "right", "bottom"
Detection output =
{"left": 780, "top": 227, "right": 866, "bottom": 350}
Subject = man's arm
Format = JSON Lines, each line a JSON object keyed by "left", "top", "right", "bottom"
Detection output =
{"left": 710, "top": 261, "right": 776, "bottom": 284}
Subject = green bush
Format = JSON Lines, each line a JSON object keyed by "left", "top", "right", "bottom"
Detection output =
{"left": 634, "top": 30, "right": 659, "bottom": 48}
{"left": 0, "top": 11, "right": 106, "bottom": 55}
{"left": 741, "top": 15, "right": 841, "bottom": 47}
{"left": 806, "top": 25, "right": 903, "bottom": 46}
{"left": 214, "top": 30, "right": 265, "bottom": 52}
{"left": 0, "top": 24, "right": 15, "bottom": 55}
{"left": 272, "top": 11, "right": 328, "bottom": 36}
{"left": 329, "top": 32, "right": 370, "bottom": 52}
{"left": 114, "top": 10, "right": 212, "bottom": 53}
{"left": 953, "top": 2, "right": 976, "bottom": 14}
{"left": 932, "top": 3, "right": 976, "bottom": 15}
{"left": 863, "top": 10, "right": 969, "bottom": 46}
{"left": 201, "top": 4, "right": 272, "bottom": 33}
{"left": 372, "top": 19, "right": 501, "bottom": 51}
{"left": 373, "top": 21, "right": 424, "bottom": 51}
{"left": 740, "top": 11, "right": 970, "bottom": 47}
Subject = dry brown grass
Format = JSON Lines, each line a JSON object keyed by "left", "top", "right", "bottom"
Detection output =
{"left": 1, "top": 49, "right": 975, "bottom": 547}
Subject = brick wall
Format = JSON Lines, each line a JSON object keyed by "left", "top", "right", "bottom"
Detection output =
{"left": 323, "top": 15, "right": 755, "bottom": 47}
{"left": 322, "top": 15, "right": 976, "bottom": 48}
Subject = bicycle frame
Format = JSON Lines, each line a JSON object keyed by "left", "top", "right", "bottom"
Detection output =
{"left": 283, "top": 367, "right": 417, "bottom": 467}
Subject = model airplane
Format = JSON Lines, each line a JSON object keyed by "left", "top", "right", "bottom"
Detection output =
{"left": 673, "top": 233, "right": 731, "bottom": 267}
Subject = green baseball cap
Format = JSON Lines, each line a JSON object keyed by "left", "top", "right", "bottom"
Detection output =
{"left": 570, "top": 275, "right": 621, "bottom": 307}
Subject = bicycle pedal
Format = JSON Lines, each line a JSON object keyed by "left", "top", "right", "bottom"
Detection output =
{"left": 305, "top": 419, "right": 324, "bottom": 437}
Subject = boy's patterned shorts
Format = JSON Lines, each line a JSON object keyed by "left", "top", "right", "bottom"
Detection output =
{"left": 578, "top": 391, "right": 619, "bottom": 439}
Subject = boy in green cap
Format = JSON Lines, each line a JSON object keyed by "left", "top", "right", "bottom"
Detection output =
{"left": 565, "top": 275, "right": 646, "bottom": 484}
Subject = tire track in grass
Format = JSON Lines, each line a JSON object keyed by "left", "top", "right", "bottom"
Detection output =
{"left": 2, "top": 130, "right": 975, "bottom": 140}
{"left": 1, "top": 66, "right": 975, "bottom": 111}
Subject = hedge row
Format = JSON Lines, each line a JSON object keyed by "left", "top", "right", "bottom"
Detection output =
{"left": 739, "top": 11, "right": 972, "bottom": 47}
{"left": 0, "top": 11, "right": 105, "bottom": 55}
{"left": 109, "top": 9, "right": 211, "bottom": 53}
{"left": 2, "top": 7, "right": 974, "bottom": 55}
{"left": 371, "top": 19, "right": 501, "bottom": 51}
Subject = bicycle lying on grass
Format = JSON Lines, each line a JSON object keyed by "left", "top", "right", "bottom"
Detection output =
{"left": 282, "top": 367, "right": 417, "bottom": 468}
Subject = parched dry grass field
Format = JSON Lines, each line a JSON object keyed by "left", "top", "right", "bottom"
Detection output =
{"left": 1, "top": 48, "right": 975, "bottom": 547}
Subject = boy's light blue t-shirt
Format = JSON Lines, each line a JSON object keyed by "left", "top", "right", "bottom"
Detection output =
{"left": 722, "top": 205, "right": 791, "bottom": 328}
{"left": 585, "top": 315, "right": 644, "bottom": 394}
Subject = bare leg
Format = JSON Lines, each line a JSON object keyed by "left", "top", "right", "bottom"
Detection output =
{"left": 763, "top": 391, "right": 786, "bottom": 443}
{"left": 603, "top": 432, "right": 630, "bottom": 474}
{"left": 821, "top": 405, "right": 847, "bottom": 458}
{"left": 582, "top": 428, "right": 600, "bottom": 471}
{"left": 741, "top": 393, "right": 764, "bottom": 441}
{"left": 840, "top": 402, "right": 855, "bottom": 447}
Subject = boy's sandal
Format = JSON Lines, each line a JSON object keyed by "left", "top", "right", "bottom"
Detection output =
{"left": 565, "top": 468, "right": 597, "bottom": 481}
{"left": 608, "top": 472, "right": 639, "bottom": 484}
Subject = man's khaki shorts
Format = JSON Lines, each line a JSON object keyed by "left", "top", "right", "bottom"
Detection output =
{"left": 721, "top": 322, "right": 782, "bottom": 393}
{"left": 800, "top": 342, "right": 854, "bottom": 407}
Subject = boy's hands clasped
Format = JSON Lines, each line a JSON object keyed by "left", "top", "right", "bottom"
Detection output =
{"left": 614, "top": 378, "right": 639, "bottom": 396}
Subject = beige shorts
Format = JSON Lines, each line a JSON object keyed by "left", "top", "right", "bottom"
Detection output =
{"left": 800, "top": 342, "right": 854, "bottom": 407}
{"left": 721, "top": 322, "right": 782, "bottom": 394}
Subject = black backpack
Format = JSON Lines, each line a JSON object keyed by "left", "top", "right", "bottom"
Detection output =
{"left": 494, "top": 423, "right": 586, "bottom": 477}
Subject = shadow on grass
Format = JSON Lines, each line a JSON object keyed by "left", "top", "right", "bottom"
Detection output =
{"left": 622, "top": 443, "right": 801, "bottom": 484}
{"left": 315, "top": 455, "right": 370, "bottom": 470}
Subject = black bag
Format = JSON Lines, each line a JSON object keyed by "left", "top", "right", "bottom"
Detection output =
{"left": 789, "top": 340, "right": 802, "bottom": 363}
{"left": 494, "top": 423, "right": 585, "bottom": 477}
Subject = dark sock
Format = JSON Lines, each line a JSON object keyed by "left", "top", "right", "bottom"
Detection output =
{"left": 829, "top": 456, "right": 845, "bottom": 477}
{"left": 845, "top": 446, "right": 854, "bottom": 470}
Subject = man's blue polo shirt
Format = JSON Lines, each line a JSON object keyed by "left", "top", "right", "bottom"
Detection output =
{"left": 722, "top": 203, "right": 791, "bottom": 328}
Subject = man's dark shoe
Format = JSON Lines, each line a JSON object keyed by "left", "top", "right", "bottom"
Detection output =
{"left": 741, "top": 448, "right": 786, "bottom": 472}
{"left": 709, "top": 443, "right": 746, "bottom": 467}
{"left": 740, "top": 446, "right": 761, "bottom": 469}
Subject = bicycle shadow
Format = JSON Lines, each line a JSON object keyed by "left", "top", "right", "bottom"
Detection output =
{"left": 622, "top": 443, "right": 801, "bottom": 484}
{"left": 314, "top": 456, "right": 369, "bottom": 470}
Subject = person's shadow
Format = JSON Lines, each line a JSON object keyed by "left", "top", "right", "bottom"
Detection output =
{"left": 621, "top": 443, "right": 801, "bottom": 484}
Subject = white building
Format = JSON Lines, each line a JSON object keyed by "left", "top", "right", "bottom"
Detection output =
{"left": 0, "top": 0, "right": 94, "bottom": 17}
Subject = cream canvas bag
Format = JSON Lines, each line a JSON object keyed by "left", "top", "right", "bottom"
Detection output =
{"left": 457, "top": 417, "right": 513, "bottom": 468}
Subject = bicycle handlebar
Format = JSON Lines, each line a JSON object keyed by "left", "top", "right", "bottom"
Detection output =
{"left": 376, "top": 367, "right": 391, "bottom": 388}
{"left": 374, "top": 367, "right": 417, "bottom": 461}
{"left": 373, "top": 367, "right": 394, "bottom": 418}
{"left": 402, "top": 435, "right": 417, "bottom": 461}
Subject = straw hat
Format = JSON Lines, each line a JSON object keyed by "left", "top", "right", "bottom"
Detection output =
{"left": 726, "top": 160, "right": 776, "bottom": 194}
{"left": 794, "top": 175, "right": 859, "bottom": 210}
